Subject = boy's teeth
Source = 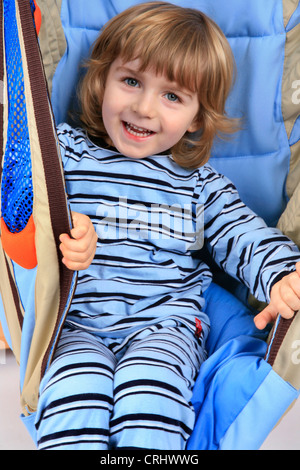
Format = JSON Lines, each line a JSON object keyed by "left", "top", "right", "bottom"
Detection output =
{"left": 125, "top": 122, "right": 153, "bottom": 137}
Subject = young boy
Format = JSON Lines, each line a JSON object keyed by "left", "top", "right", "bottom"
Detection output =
{"left": 37, "top": 2, "right": 300, "bottom": 450}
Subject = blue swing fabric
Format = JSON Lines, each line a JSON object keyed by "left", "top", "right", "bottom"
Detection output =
{"left": 188, "top": 282, "right": 299, "bottom": 450}
{"left": 0, "top": 0, "right": 300, "bottom": 450}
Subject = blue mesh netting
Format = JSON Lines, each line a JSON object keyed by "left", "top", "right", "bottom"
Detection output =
{"left": 1, "top": 0, "right": 33, "bottom": 234}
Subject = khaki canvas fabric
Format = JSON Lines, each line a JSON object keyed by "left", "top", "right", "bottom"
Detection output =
{"left": 277, "top": 0, "right": 300, "bottom": 245}
{"left": 35, "top": 0, "right": 66, "bottom": 96}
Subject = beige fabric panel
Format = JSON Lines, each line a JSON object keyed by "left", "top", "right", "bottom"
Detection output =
{"left": 16, "top": 3, "right": 62, "bottom": 415}
{"left": 277, "top": 1, "right": 300, "bottom": 245}
{"left": 277, "top": 159, "right": 300, "bottom": 248}
{"left": 282, "top": 138, "right": 300, "bottom": 201}
{"left": 283, "top": 0, "right": 300, "bottom": 28}
{"left": 272, "top": 0, "right": 300, "bottom": 390}
{"left": 281, "top": 20, "right": 300, "bottom": 200}
{"left": 0, "top": 249, "right": 22, "bottom": 363}
{"left": 278, "top": 0, "right": 300, "bottom": 239}
{"left": 272, "top": 313, "right": 300, "bottom": 390}
{"left": 36, "top": 0, "right": 66, "bottom": 95}
{"left": 281, "top": 22, "right": 300, "bottom": 143}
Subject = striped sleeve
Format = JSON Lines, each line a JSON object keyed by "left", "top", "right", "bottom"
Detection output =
{"left": 199, "top": 166, "right": 300, "bottom": 302}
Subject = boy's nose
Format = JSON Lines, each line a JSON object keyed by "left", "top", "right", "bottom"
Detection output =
{"left": 132, "top": 92, "right": 156, "bottom": 119}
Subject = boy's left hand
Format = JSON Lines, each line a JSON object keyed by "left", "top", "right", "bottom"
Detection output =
{"left": 59, "top": 211, "right": 97, "bottom": 271}
{"left": 254, "top": 261, "right": 300, "bottom": 330}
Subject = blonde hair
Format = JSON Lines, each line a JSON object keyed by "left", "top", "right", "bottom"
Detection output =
{"left": 79, "top": 2, "right": 238, "bottom": 168}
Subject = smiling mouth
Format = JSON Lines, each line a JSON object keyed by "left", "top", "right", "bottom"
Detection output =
{"left": 123, "top": 121, "right": 155, "bottom": 138}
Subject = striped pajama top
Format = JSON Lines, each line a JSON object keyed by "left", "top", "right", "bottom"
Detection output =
{"left": 57, "top": 123, "right": 300, "bottom": 346}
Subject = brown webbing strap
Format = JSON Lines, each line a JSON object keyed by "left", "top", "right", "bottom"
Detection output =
{"left": 4, "top": 256, "right": 24, "bottom": 329}
{"left": 17, "top": 0, "right": 76, "bottom": 374}
{"left": 265, "top": 314, "right": 297, "bottom": 366}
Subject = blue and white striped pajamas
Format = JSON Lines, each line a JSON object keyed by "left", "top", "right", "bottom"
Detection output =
{"left": 35, "top": 324, "right": 203, "bottom": 449}
{"left": 35, "top": 124, "right": 300, "bottom": 449}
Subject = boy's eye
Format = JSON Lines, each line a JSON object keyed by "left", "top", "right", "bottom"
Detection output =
{"left": 165, "top": 92, "right": 179, "bottom": 102}
{"left": 125, "top": 77, "right": 139, "bottom": 87}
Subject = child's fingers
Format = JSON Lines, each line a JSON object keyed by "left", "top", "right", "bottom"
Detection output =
{"left": 70, "top": 224, "right": 89, "bottom": 241}
{"left": 254, "top": 304, "right": 277, "bottom": 330}
{"left": 59, "top": 237, "right": 95, "bottom": 270}
{"left": 60, "top": 221, "right": 94, "bottom": 248}
{"left": 254, "top": 272, "right": 300, "bottom": 330}
{"left": 296, "top": 261, "right": 300, "bottom": 277}
{"left": 59, "top": 232, "right": 95, "bottom": 257}
{"left": 70, "top": 212, "right": 96, "bottom": 243}
{"left": 61, "top": 252, "right": 95, "bottom": 271}
{"left": 275, "top": 272, "right": 300, "bottom": 312}
{"left": 71, "top": 212, "right": 90, "bottom": 236}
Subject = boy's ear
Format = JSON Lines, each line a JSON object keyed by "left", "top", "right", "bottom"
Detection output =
{"left": 187, "top": 110, "right": 202, "bottom": 133}
{"left": 187, "top": 118, "right": 201, "bottom": 133}
{"left": 187, "top": 123, "right": 199, "bottom": 133}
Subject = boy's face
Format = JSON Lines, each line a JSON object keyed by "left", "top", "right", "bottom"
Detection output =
{"left": 102, "top": 57, "right": 199, "bottom": 159}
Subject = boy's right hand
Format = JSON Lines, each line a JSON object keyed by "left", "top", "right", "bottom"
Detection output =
{"left": 59, "top": 211, "right": 97, "bottom": 271}
{"left": 254, "top": 262, "right": 300, "bottom": 330}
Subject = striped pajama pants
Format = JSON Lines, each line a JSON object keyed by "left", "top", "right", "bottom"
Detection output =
{"left": 35, "top": 323, "right": 204, "bottom": 450}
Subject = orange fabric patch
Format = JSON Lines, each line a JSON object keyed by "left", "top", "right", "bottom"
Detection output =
{"left": 0, "top": 321, "right": 9, "bottom": 349}
{"left": 1, "top": 214, "right": 37, "bottom": 269}
{"left": 33, "top": 0, "right": 42, "bottom": 35}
